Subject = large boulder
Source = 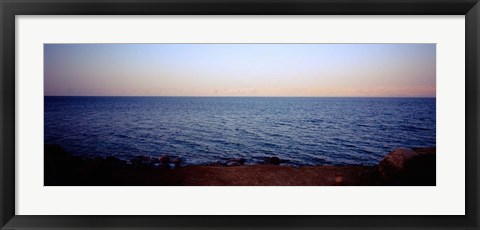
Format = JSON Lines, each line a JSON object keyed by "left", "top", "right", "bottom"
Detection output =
{"left": 379, "top": 147, "right": 418, "bottom": 180}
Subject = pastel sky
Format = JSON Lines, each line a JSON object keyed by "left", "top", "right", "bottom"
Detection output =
{"left": 44, "top": 44, "right": 436, "bottom": 97}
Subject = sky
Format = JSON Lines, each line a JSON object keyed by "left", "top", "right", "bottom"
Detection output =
{"left": 44, "top": 44, "right": 436, "bottom": 97}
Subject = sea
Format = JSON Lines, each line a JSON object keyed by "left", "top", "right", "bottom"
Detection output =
{"left": 44, "top": 97, "right": 436, "bottom": 166}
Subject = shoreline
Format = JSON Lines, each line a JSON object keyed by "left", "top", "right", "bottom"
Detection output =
{"left": 45, "top": 144, "right": 435, "bottom": 186}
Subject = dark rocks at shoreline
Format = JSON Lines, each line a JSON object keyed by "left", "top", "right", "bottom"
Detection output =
{"left": 44, "top": 144, "right": 436, "bottom": 186}
{"left": 379, "top": 147, "right": 436, "bottom": 185}
{"left": 171, "top": 158, "right": 182, "bottom": 167}
{"left": 226, "top": 158, "right": 246, "bottom": 166}
{"left": 265, "top": 156, "right": 281, "bottom": 165}
{"left": 221, "top": 156, "right": 284, "bottom": 166}
{"left": 204, "top": 158, "right": 246, "bottom": 167}
{"left": 129, "top": 154, "right": 183, "bottom": 169}
{"left": 45, "top": 145, "right": 187, "bottom": 185}
{"left": 159, "top": 155, "right": 170, "bottom": 164}
{"left": 203, "top": 156, "right": 284, "bottom": 167}
{"left": 45, "top": 144, "right": 127, "bottom": 185}
{"left": 379, "top": 147, "right": 418, "bottom": 179}
{"left": 206, "top": 161, "right": 224, "bottom": 167}
{"left": 130, "top": 155, "right": 157, "bottom": 167}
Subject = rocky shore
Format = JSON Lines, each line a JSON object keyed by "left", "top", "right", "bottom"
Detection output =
{"left": 44, "top": 144, "right": 435, "bottom": 186}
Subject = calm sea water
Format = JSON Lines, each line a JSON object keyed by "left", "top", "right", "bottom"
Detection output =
{"left": 44, "top": 97, "right": 436, "bottom": 166}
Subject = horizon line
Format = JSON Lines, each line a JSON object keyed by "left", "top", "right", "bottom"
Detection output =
{"left": 44, "top": 95, "right": 436, "bottom": 98}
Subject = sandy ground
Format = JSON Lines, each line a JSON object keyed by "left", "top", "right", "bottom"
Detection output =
{"left": 115, "top": 165, "right": 378, "bottom": 186}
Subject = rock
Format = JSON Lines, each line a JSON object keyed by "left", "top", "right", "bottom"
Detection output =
{"left": 159, "top": 155, "right": 170, "bottom": 164}
{"left": 131, "top": 155, "right": 163, "bottom": 167}
{"left": 171, "top": 158, "right": 181, "bottom": 167}
{"left": 266, "top": 156, "right": 281, "bottom": 165}
{"left": 149, "top": 157, "right": 161, "bottom": 164}
{"left": 208, "top": 161, "right": 224, "bottom": 167}
{"left": 130, "top": 155, "right": 149, "bottom": 167}
{"left": 407, "top": 147, "right": 436, "bottom": 185}
{"left": 379, "top": 147, "right": 418, "bottom": 180}
{"left": 106, "top": 156, "right": 120, "bottom": 162}
{"left": 44, "top": 144, "right": 78, "bottom": 178}
{"left": 105, "top": 156, "right": 125, "bottom": 166}
{"left": 413, "top": 147, "right": 436, "bottom": 156}
{"left": 226, "top": 158, "right": 245, "bottom": 166}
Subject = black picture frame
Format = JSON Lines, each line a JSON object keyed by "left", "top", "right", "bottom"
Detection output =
{"left": 1, "top": 0, "right": 479, "bottom": 229}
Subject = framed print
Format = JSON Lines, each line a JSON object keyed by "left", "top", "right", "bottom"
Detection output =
{"left": 1, "top": 0, "right": 479, "bottom": 229}
{"left": 42, "top": 43, "right": 437, "bottom": 186}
